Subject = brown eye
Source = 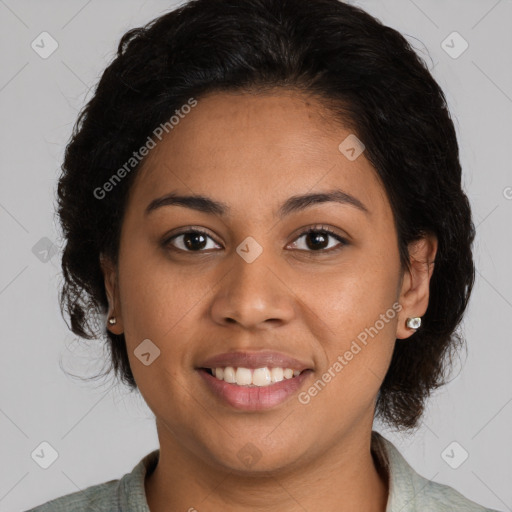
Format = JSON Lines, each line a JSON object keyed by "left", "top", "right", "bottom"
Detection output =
{"left": 163, "top": 225, "right": 348, "bottom": 255}
{"left": 165, "top": 230, "right": 221, "bottom": 252}
{"left": 289, "top": 227, "right": 348, "bottom": 253}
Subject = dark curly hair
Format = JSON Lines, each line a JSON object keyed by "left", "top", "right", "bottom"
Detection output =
{"left": 56, "top": 0, "right": 475, "bottom": 430}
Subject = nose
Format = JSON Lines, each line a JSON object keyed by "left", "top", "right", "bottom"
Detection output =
{"left": 209, "top": 248, "right": 296, "bottom": 330}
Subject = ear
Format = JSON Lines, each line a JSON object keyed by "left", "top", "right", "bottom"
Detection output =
{"left": 99, "top": 253, "right": 124, "bottom": 334}
{"left": 396, "top": 234, "right": 437, "bottom": 339}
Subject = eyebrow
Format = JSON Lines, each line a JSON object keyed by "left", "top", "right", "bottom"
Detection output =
{"left": 144, "top": 189, "right": 369, "bottom": 218}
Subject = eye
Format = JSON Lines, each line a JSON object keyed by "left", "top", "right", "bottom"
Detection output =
{"left": 164, "top": 228, "right": 221, "bottom": 252}
{"left": 162, "top": 225, "right": 348, "bottom": 254}
{"left": 288, "top": 225, "right": 348, "bottom": 253}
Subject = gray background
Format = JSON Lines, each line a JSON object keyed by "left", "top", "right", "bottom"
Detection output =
{"left": 0, "top": 0, "right": 511, "bottom": 510}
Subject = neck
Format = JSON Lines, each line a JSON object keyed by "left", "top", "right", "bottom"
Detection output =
{"left": 145, "top": 423, "right": 389, "bottom": 512}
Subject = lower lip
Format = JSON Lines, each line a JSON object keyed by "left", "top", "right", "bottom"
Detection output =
{"left": 197, "top": 369, "right": 312, "bottom": 411}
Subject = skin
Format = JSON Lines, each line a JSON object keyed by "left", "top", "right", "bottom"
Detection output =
{"left": 101, "top": 89, "right": 437, "bottom": 512}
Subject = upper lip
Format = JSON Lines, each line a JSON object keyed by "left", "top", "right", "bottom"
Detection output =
{"left": 198, "top": 350, "right": 313, "bottom": 371}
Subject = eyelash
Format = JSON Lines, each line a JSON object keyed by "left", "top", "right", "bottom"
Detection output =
{"left": 162, "top": 225, "right": 348, "bottom": 255}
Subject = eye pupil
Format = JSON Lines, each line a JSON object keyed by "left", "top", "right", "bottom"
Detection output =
{"left": 306, "top": 231, "right": 328, "bottom": 250}
{"left": 184, "top": 232, "right": 207, "bottom": 250}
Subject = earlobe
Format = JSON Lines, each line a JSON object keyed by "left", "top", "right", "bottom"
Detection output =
{"left": 396, "top": 234, "right": 437, "bottom": 340}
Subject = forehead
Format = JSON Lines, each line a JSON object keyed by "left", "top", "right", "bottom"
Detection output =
{"left": 126, "top": 90, "right": 389, "bottom": 220}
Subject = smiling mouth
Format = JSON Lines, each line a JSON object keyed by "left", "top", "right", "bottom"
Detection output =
{"left": 200, "top": 366, "right": 309, "bottom": 387}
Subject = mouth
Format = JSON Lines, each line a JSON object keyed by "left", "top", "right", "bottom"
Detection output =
{"left": 197, "top": 366, "right": 314, "bottom": 411}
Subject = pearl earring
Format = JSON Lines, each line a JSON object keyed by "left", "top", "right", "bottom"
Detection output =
{"left": 406, "top": 317, "right": 421, "bottom": 329}
{"left": 108, "top": 316, "right": 117, "bottom": 325}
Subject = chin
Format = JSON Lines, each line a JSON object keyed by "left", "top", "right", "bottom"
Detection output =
{"left": 201, "top": 438, "right": 309, "bottom": 477}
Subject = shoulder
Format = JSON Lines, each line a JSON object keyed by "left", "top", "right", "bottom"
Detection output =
{"left": 25, "top": 479, "right": 121, "bottom": 512}
{"left": 415, "top": 477, "right": 499, "bottom": 512}
{"left": 371, "top": 431, "right": 500, "bottom": 512}
{"left": 25, "top": 449, "right": 159, "bottom": 512}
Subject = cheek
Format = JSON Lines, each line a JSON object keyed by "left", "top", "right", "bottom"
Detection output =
{"left": 298, "top": 279, "right": 399, "bottom": 429}
{"left": 302, "top": 245, "right": 400, "bottom": 341}
{"left": 117, "top": 238, "right": 202, "bottom": 343}
{"left": 117, "top": 249, "right": 201, "bottom": 413}
{"left": 295, "top": 245, "right": 400, "bottom": 407}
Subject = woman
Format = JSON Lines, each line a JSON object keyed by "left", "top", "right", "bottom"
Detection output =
{"left": 27, "top": 0, "right": 499, "bottom": 510}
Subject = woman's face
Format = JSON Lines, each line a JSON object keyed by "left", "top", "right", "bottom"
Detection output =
{"left": 103, "top": 90, "right": 433, "bottom": 472}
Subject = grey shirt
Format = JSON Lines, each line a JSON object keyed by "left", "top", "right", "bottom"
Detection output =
{"left": 26, "top": 431, "right": 500, "bottom": 511}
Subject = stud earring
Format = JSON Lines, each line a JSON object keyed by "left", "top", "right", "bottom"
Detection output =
{"left": 108, "top": 316, "right": 117, "bottom": 325}
{"left": 406, "top": 317, "right": 421, "bottom": 329}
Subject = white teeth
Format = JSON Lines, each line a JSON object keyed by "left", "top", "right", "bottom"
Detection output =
{"left": 223, "top": 366, "right": 236, "bottom": 383}
{"left": 210, "top": 366, "right": 302, "bottom": 386}
{"left": 283, "top": 368, "right": 293, "bottom": 379}
{"left": 253, "top": 368, "right": 272, "bottom": 386}
{"left": 270, "top": 367, "right": 284, "bottom": 383}
{"left": 235, "top": 367, "right": 252, "bottom": 386}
